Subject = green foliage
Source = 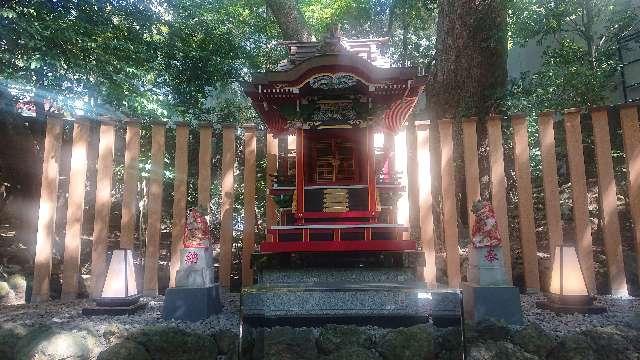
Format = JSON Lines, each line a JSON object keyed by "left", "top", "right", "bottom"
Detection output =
{"left": 386, "top": 0, "right": 437, "bottom": 68}
{"left": 7, "top": 274, "right": 26, "bottom": 291}
{"left": 0, "top": 282, "right": 9, "bottom": 298}
{"left": 0, "top": 0, "right": 282, "bottom": 122}
{"left": 506, "top": 0, "right": 638, "bottom": 114}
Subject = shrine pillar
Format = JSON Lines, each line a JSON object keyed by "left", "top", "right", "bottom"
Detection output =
{"left": 265, "top": 132, "right": 278, "bottom": 234}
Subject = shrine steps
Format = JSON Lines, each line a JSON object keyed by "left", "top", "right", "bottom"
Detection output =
{"left": 242, "top": 251, "right": 461, "bottom": 328}
{"left": 242, "top": 282, "right": 461, "bottom": 328}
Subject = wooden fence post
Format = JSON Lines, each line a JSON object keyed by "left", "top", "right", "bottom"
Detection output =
{"left": 487, "top": 115, "right": 512, "bottom": 282}
{"left": 61, "top": 118, "right": 91, "bottom": 300}
{"left": 91, "top": 118, "right": 116, "bottom": 298}
{"left": 538, "top": 112, "right": 563, "bottom": 259}
{"left": 592, "top": 108, "right": 628, "bottom": 296}
{"left": 220, "top": 125, "right": 236, "bottom": 288}
{"left": 512, "top": 114, "right": 541, "bottom": 292}
{"left": 406, "top": 119, "right": 421, "bottom": 241}
{"left": 265, "top": 132, "right": 277, "bottom": 236}
{"left": 170, "top": 123, "right": 188, "bottom": 287}
{"left": 32, "top": 114, "right": 64, "bottom": 303}
{"left": 462, "top": 118, "right": 481, "bottom": 284}
{"left": 563, "top": 109, "right": 596, "bottom": 294}
{"left": 242, "top": 124, "right": 257, "bottom": 287}
{"left": 620, "top": 104, "right": 640, "bottom": 283}
{"left": 438, "top": 118, "right": 461, "bottom": 287}
{"left": 143, "top": 123, "right": 165, "bottom": 296}
{"left": 198, "top": 125, "right": 213, "bottom": 210}
{"left": 416, "top": 121, "right": 436, "bottom": 286}
{"left": 120, "top": 119, "right": 141, "bottom": 250}
{"left": 395, "top": 127, "right": 409, "bottom": 233}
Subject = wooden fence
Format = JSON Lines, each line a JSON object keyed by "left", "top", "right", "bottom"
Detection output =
{"left": 30, "top": 102, "right": 640, "bottom": 302}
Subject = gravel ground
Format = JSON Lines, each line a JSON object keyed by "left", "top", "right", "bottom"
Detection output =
{"left": 521, "top": 293, "right": 640, "bottom": 337}
{"left": 0, "top": 289, "right": 240, "bottom": 352}
{"left": 2, "top": 291, "right": 639, "bottom": 346}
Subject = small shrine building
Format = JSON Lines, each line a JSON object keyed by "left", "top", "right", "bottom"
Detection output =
{"left": 243, "top": 29, "right": 426, "bottom": 254}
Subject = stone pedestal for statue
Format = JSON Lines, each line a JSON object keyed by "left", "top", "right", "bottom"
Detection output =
{"left": 463, "top": 247, "right": 524, "bottom": 325}
{"left": 163, "top": 247, "right": 222, "bottom": 321}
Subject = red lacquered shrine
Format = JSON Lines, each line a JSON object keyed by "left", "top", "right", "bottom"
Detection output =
{"left": 244, "top": 29, "right": 426, "bottom": 253}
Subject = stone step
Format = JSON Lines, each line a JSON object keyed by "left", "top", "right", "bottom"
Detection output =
{"left": 257, "top": 268, "right": 417, "bottom": 284}
{"left": 242, "top": 282, "right": 461, "bottom": 327}
{"left": 252, "top": 250, "right": 425, "bottom": 271}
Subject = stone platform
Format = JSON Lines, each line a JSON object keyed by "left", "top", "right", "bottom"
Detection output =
{"left": 242, "top": 282, "right": 461, "bottom": 327}
{"left": 244, "top": 251, "right": 461, "bottom": 327}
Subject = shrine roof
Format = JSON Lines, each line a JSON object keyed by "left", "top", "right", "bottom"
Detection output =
{"left": 276, "top": 37, "right": 391, "bottom": 71}
{"left": 246, "top": 28, "right": 424, "bottom": 87}
{"left": 243, "top": 28, "right": 426, "bottom": 135}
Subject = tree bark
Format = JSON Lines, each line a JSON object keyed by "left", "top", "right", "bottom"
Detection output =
{"left": 428, "top": 0, "right": 508, "bottom": 120}
{"left": 427, "top": 0, "right": 508, "bottom": 249}
{"left": 265, "top": 0, "right": 314, "bottom": 41}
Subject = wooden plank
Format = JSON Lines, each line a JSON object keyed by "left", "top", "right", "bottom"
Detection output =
{"left": 197, "top": 125, "right": 213, "bottom": 210}
{"left": 61, "top": 119, "right": 91, "bottom": 300}
{"left": 406, "top": 120, "right": 420, "bottom": 240}
{"left": 462, "top": 118, "right": 481, "bottom": 285}
{"left": 32, "top": 115, "right": 64, "bottom": 303}
{"left": 563, "top": 109, "right": 596, "bottom": 294}
{"left": 265, "top": 132, "right": 277, "bottom": 238}
{"left": 143, "top": 123, "right": 165, "bottom": 296}
{"left": 538, "top": 112, "right": 563, "bottom": 260}
{"left": 242, "top": 124, "right": 257, "bottom": 287}
{"left": 120, "top": 120, "right": 140, "bottom": 250}
{"left": 591, "top": 108, "right": 628, "bottom": 295}
{"left": 438, "top": 118, "right": 461, "bottom": 287}
{"left": 90, "top": 119, "right": 116, "bottom": 298}
{"left": 620, "top": 104, "right": 640, "bottom": 284}
{"left": 512, "top": 114, "right": 541, "bottom": 291}
{"left": 220, "top": 125, "right": 236, "bottom": 287}
{"left": 416, "top": 121, "right": 436, "bottom": 287}
{"left": 395, "top": 128, "right": 409, "bottom": 234}
{"left": 462, "top": 118, "right": 481, "bottom": 236}
{"left": 169, "top": 124, "right": 188, "bottom": 287}
{"left": 487, "top": 115, "right": 512, "bottom": 282}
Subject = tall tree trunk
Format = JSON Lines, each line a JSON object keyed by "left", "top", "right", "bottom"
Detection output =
{"left": 265, "top": 0, "right": 314, "bottom": 41}
{"left": 427, "top": 0, "right": 508, "bottom": 253}
{"left": 428, "top": 0, "right": 508, "bottom": 120}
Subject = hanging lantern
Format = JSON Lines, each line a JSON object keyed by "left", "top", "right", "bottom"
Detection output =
{"left": 83, "top": 249, "right": 146, "bottom": 315}
{"left": 536, "top": 245, "right": 606, "bottom": 314}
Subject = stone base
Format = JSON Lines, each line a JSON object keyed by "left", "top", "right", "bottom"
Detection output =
{"left": 462, "top": 283, "right": 524, "bottom": 325}
{"left": 163, "top": 286, "right": 222, "bottom": 321}
{"left": 175, "top": 267, "right": 216, "bottom": 288}
{"left": 82, "top": 301, "right": 147, "bottom": 316}
{"left": 242, "top": 282, "right": 461, "bottom": 327}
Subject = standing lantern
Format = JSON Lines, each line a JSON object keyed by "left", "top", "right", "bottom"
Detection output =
{"left": 536, "top": 245, "right": 606, "bottom": 314}
{"left": 83, "top": 249, "right": 146, "bottom": 315}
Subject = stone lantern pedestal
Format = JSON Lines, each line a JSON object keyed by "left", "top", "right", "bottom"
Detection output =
{"left": 462, "top": 247, "right": 524, "bottom": 325}
{"left": 163, "top": 247, "right": 222, "bottom": 321}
